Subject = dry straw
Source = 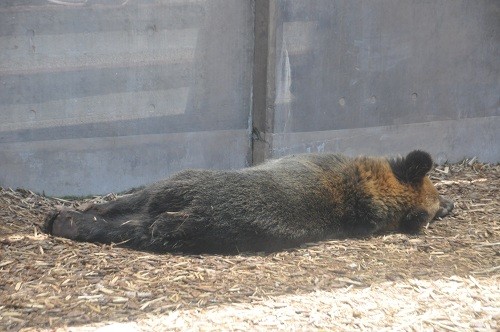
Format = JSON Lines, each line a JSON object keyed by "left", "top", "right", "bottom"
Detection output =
{"left": 1, "top": 161, "right": 498, "bottom": 331}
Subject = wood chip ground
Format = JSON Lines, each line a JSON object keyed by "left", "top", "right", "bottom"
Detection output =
{"left": 1, "top": 161, "right": 498, "bottom": 331}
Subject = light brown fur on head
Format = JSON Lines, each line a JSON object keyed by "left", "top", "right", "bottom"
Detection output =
{"left": 347, "top": 151, "right": 446, "bottom": 234}
{"left": 414, "top": 176, "right": 441, "bottom": 219}
{"left": 383, "top": 150, "right": 452, "bottom": 234}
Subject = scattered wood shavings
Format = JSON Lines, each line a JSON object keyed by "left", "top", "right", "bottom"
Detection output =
{"left": 0, "top": 161, "right": 498, "bottom": 331}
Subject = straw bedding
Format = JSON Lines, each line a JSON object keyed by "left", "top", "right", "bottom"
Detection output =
{"left": 0, "top": 160, "right": 498, "bottom": 331}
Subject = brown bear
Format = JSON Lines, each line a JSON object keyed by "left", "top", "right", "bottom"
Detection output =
{"left": 44, "top": 150, "right": 453, "bottom": 254}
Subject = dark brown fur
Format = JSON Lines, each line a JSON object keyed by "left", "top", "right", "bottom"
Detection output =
{"left": 44, "top": 150, "right": 453, "bottom": 254}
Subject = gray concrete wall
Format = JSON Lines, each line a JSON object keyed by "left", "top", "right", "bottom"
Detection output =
{"left": 0, "top": 0, "right": 254, "bottom": 195}
{"left": 255, "top": 0, "right": 499, "bottom": 163}
{"left": 1, "top": 0, "right": 498, "bottom": 196}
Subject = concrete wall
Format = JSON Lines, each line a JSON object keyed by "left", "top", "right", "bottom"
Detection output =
{"left": 0, "top": 0, "right": 254, "bottom": 195}
{"left": 1, "top": 0, "right": 499, "bottom": 196}
{"left": 254, "top": 0, "right": 499, "bottom": 164}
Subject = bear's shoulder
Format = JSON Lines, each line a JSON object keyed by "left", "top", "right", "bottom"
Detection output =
{"left": 255, "top": 153, "right": 350, "bottom": 172}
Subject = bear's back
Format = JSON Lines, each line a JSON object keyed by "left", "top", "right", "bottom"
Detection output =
{"left": 167, "top": 154, "right": 357, "bottom": 250}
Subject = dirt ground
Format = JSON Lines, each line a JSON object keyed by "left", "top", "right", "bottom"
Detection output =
{"left": 0, "top": 160, "right": 498, "bottom": 331}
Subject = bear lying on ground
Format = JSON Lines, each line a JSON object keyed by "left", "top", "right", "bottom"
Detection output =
{"left": 44, "top": 150, "right": 453, "bottom": 254}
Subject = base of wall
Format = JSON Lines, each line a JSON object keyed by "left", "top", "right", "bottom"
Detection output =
{"left": 267, "top": 116, "right": 500, "bottom": 164}
{"left": 0, "top": 129, "right": 250, "bottom": 196}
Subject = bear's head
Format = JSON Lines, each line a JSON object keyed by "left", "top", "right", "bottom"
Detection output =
{"left": 389, "top": 150, "right": 454, "bottom": 234}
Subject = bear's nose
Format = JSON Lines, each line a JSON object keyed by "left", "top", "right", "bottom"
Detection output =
{"left": 435, "top": 196, "right": 454, "bottom": 218}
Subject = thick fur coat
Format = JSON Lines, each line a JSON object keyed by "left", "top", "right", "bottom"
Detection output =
{"left": 45, "top": 150, "right": 453, "bottom": 254}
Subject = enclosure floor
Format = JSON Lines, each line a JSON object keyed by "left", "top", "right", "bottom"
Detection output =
{"left": 1, "top": 162, "right": 498, "bottom": 331}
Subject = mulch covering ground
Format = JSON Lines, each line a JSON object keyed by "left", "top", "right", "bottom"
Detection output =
{"left": 0, "top": 160, "right": 498, "bottom": 331}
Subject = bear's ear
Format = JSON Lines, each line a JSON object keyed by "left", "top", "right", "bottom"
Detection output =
{"left": 389, "top": 150, "right": 433, "bottom": 184}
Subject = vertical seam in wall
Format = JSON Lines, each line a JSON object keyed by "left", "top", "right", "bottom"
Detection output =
{"left": 251, "top": 0, "right": 278, "bottom": 165}
{"left": 247, "top": 0, "right": 256, "bottom": 167}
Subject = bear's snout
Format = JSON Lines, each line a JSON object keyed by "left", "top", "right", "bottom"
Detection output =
{"left": 435, "top": 196, "right": 454, "bottom": 219}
